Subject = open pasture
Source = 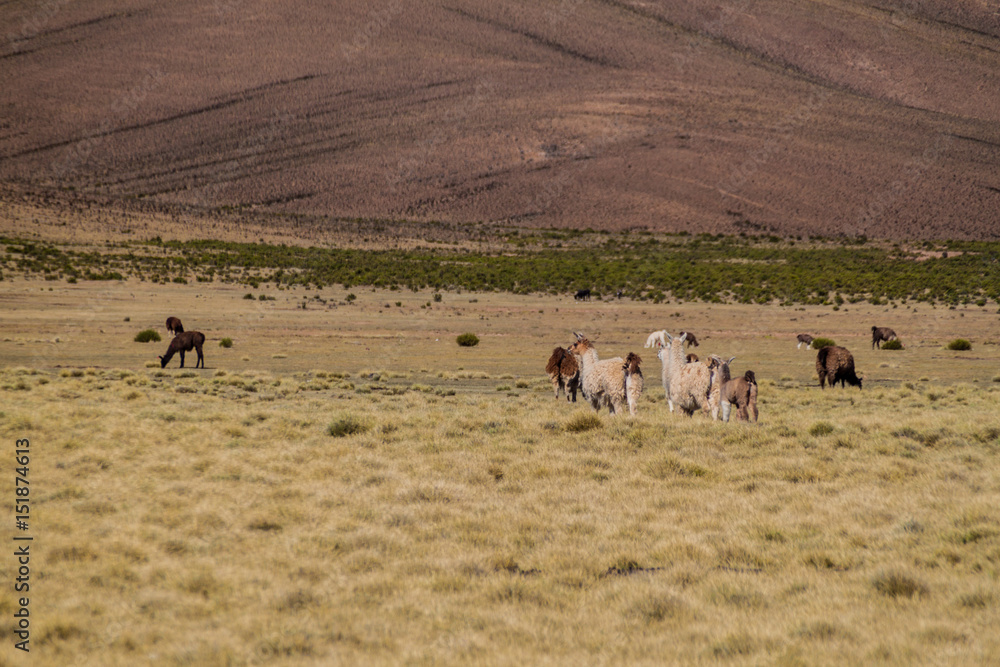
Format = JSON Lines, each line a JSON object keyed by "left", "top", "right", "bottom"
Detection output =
{"left": 1, "top": 279, "right": 999, "bottom": 665}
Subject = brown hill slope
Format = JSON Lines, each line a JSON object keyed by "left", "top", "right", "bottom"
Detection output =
{"left": 2, "top": 0, "right": 998, "bottom": 240}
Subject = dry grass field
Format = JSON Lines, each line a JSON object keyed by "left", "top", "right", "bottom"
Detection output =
{"left": 1, "top": 278, "right": 999, "bottom": 665}
{"left": 2, "top": 0, "right": 999, "bottom": 239}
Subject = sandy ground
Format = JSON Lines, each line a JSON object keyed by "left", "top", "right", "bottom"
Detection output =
{"left": 2, "top": 277, "right": 997, "bottom": 389}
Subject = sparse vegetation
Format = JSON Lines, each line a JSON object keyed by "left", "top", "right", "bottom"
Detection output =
{"left": 4, "top": 234, "right": 1000, "bottom": 305}
{"left": 456, "top": 332, "right": 480, "bottom": 347}
{"left": 947, "top": 339, "right": 972, "bottom": 351}
{"left": 2, "top": 260, "right": 1000, "bottom": 665}
{"left": 219, "top": 337, "right": 233, "bottom": 348}
{"left": 810, "top": 337, "right": 836, "bottom": 349}
{"left": 881, "top": 339, "right": 903, "bottom": 350}
{"left": 133, "top": 329, "right": 161, "bottom": 343}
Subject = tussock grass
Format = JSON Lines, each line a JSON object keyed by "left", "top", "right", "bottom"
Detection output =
{"left": 3, "top": 285, "right": 1000, "bottom": 664}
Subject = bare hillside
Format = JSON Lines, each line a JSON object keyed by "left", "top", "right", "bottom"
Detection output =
{"left": 2, "top": 0, "right": 999, "bottom": 240}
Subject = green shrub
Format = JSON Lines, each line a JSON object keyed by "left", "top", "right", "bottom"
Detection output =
{"left": 881, "top": 339, "right": 903, "bottom": 350}
{"left": 219, "top": 337, "right": 233, "bottom": 348}
{"left": 456, "top": 333, "right": 480, "bottom": 347}
{"left": 243, "top": 293, "right": 254, "bottom": 300}
{"left": 810, "top": 337, "right": 836, "bottom": 349}
{"left": 947, "top": 339, "right": 972, "bottom": 351}
{"left": 134, "top": 329, "right": 161, "bottom": 343}
{"left": 327, "top": 415, "right": 370, "bottom": 438}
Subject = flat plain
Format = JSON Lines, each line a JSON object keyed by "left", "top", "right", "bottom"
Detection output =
{"left": 1, "top": 276, "right": 998, "bottom": 665}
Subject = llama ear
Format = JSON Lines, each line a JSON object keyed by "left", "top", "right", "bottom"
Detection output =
{"left": 573, "top": 332, "right": 584, "bottom": 340}
{"left": 728, "top": 357, "right": 736, "bottom": 364}
{"left": 665, "top": 332, "right": 673, "bottom": 341}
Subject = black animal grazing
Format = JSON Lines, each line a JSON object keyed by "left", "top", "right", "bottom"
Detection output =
{"left": 574, "top": 289, "right": 591, "bottom": 301}
{"left": 816, "top": 345, "right": 862, "bottom": 389}
{"left": 679, "top": 331, "right": 699, "bottom": 347}
{"left": 159, "top": 331, "right": 206, "bottom": 369}
{"left": 871, "top": 326, "right": 897, "bottom": 349}
{"left": 166, "top": 316, "right": 184, "bottom": 334}
{"left": 796, "top": 333, "right": 814, "bottom": 349}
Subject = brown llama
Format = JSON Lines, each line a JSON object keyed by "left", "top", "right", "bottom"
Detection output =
{"left": 796, "top": 333, "right": 814, "bottom": 349}
{"left": 622, "top": 352, "right": 643, "bottom": 416}
{"left": 159, "top": 331, "right": 206, "bottom": 369}
{"left": 871, "top": 326, "right": 897, "bottom": 349}
{"left": 545, "top": 346, "right": 580, "bottom": 402}
{"left": 166, "top": 317, "right": 184, "bottom": 334}
{"left": 679, "top": 331, "right": 699, "bottom": 347}
{"left": 708, "top": 356, "right": 758, "bottom": 422}
{"left": 816, "top": 345, "right": 862, "bottom": 389}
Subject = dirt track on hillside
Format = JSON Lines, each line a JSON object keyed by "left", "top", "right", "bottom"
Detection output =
{"left": 2, "top": 0, "right": 998, "bottom": 240}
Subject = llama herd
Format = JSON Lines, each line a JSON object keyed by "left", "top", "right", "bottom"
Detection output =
{"left": 547, "top": 324, "right": 893, "bottom": 422}
{"left": 158, "top": 317, "right": 206, "bottom": 369}
{"left": 547, "top": 330, "right": 758, "bottom": 422}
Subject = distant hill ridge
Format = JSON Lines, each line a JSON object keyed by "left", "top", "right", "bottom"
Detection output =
{"left": 1, "top": 0, "right": 998, "bottom": 240}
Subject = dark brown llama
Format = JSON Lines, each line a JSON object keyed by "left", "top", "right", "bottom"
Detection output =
{"left": 159, "top": 331, "right": 206, "bottom": 369}
{"left": 679, "top": 331, "right": 699, "bottom": 347}
{"left": 796, "top": 333, "right": 814, "bottom": 349}
{"left": 871, "top": 326, "right": 897, "bottom": 349}
{"left": 816, "top": 346, "right": 862, "bottom": 389}
{"left": 166, "top": 317, "right": 184, "bottom": 334}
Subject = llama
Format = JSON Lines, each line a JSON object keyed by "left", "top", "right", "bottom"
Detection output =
{"left": 679, "top": 331, "right": 699, "bottom": 347}
{"left": 574, "top": 289, "right": 591, "bottom": 301}
{"left": 166, "top": 316, "right": 184, "bottom": 334}
{"left": 644, "top": 330, "right": 668, "bottom": 350}
{"left": 567, "top": 333, "right": 631, "bottom": 415}
{"left": 816, "top": 345, "right": 862, "bottom": 389}
{"left": 665, "top": 332, "right": 717, "bottom": 418}
{"left": 622, "top": 352, "right": 644, "bottom": 416}
{"left": 545, "top": 346, "right": 580, "bottom": 402}
{"left": 159, "top": 331, "right": 206, "bottom": 369}
{"left": 655, "top": 345, "right": 675, "bottom": 413}
{"left": 796, "top": 333, "right": 814, "bottom": 349}
{"left": 871, "top": 326, "right": 897, "bottom": 349}
{"left": 708, "top": 356, "right": 758, "bottom": 422}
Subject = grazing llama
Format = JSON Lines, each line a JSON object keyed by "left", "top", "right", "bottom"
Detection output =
{"left": 166, "top": 316, "right": 184, "bottom": 334}
{"left": 816, "top": 345, "right": 862, "bottom": 389}
{"left": 159, "top": 331, "right": 206, "bottom": 369}
{"left": 871, "top": 326, "right": 897, "bottom": 349}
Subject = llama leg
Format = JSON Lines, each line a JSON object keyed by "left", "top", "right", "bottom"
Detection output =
{"left": 196, "top": 347, "right": 204, "bottom": 368}
{"left": 721, "top": 400, "right": 731, "bottom": 423}
{"left": 178, "top": 350, "right": 185, "bottom": 368}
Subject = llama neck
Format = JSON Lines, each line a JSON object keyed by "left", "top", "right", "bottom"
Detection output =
{"left": 577, "top": 347, "right": 599, "bottom": 376}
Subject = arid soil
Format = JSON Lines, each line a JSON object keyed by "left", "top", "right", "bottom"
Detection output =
{"left": 2, "top": 0, "right": 999, "bottom": 241}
